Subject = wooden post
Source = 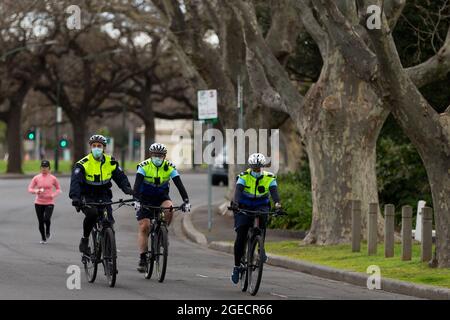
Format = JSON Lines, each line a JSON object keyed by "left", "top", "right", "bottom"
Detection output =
{"left": 352, "top": 200, "right": 362, "bottom": 252}
{"left": 368, "top": 203, "right": 378, "bottom": 256}
{"left": 384, "top": 204, "right": 395, "bottom": 258}
{"left": 401, "top": 206, "right": 413, "bottom": 261}
{"left": 421, "top": 207, "right": 433, "bottom": 262}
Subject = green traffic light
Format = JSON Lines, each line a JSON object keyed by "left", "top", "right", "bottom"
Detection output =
{"left": 27, "top": 132, "right": 35, "bottom": 140}
{"left": 59, "top": 139, "right": 68, "bottom": 148}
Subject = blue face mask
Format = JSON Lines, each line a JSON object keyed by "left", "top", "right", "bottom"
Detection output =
{"left": 251, "top": 171, "right": 263, "bottom": 178}
{"left": 152, "top": 157, "right": 164, "bottom": 167}
{"left": 92, "top": 148, "right": 104, "bottom": 160}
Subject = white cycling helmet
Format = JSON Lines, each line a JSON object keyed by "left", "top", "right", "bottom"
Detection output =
{"left": 89, "top": 134, "right": 107, "bottom": 146}
{"left": 248, "top": 153, "right": 266, "bottom": 169}
{"left": 149, "top": 143, "right": 168, "bottom": 155}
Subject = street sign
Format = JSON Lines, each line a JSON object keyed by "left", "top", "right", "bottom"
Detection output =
{"left": 197, "top": 90, "right": 218, "bottom": 121}
{"left": 56, "top": 107, "right": 62, "bottom": 123}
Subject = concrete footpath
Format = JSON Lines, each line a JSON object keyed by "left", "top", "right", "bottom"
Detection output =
{"left": 182, "top": 204, "right": 450, "bottom": 300}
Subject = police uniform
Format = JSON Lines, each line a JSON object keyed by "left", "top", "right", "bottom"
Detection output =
{"left": 234, "top": 168, "right": 277, "bottom": 230}
{"left": 134, "top": 159, "right": 188, "bottom": 221}
{"left": 69, "top": 153, "right": 132, "bottom": 224}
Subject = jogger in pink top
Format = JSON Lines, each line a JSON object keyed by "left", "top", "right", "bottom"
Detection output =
{"left": 28, "top": 160, "right": 61, "bottom": 244}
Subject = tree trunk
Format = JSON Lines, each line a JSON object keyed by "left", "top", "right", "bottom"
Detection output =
{"left": 424, "top": 159, "right": 450, "bottom": 267}
{"left": 5, "top": 100, "right": 23, "bottom": 174}
{"left": 143, "top": 116, "right": 156, "bottom": 160}
{"left": 301, "top": 53, "right": 387, "bottom": 244}
{"left": 71, "top": 116, "right": 88, "bottom": 162}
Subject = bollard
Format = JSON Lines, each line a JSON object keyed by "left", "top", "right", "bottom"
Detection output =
{"left": 352, "top": 200, "right": 362, "bottom": 252}
{"left": 401, "top": 206, "right": 413, "bottom": 261}
{"left": 368, "top": 203, "right": 378, "bottom": 256}
{"left": 421, "top": 207, "right": 433, "bottom": 262}
{"left": 384, "top": 204, "right": 395, "bottom": 258}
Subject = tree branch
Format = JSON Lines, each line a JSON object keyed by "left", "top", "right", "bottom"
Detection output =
{"left": 406, "top": 27, "right": 450, "bottom": 88}
{"left": 318, "top": 0, "right": 379, "bottom": 82}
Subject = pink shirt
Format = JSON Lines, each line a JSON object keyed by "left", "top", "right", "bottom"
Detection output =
{"left": 28, "top": 173, "right": 61, "bottom": 205}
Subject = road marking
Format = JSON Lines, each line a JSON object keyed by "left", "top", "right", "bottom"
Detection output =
{"left": 270, "top": 292, "right": 288, "bottom": 299}
{"left": 196, "top": 274, "right": 209, "bottom": 278}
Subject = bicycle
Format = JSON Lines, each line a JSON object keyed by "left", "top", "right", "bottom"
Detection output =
{"left": 79, "top": 198, "right": 134, "bottom": 288}
{"left": 228, "top": 207, "right": 287, "bottom": 296}
{"left": 138, "top": 204, "right": 182, "bottom": 283}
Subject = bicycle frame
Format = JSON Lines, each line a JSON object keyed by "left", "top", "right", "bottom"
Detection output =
{"left": 138, "top": 204, "right": 182, "bottom": 282}
{"left": 228, "top": 207, "right": 287, "bottom": 295}
{"left": 80, "top": 199, "right": 134, "bottom": 287}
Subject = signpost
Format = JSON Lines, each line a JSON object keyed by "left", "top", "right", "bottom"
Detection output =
{"left": 198, "top": 90, "right": 218, "bottom": 232}
{"left": 55, "top": 106, "right": 62, "bottom": 173}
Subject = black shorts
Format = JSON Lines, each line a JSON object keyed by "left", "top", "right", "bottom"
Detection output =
{"left": 136, "top": 195, "right": 171, "bottom": 221}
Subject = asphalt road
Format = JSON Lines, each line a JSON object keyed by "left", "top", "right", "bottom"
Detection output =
{"left": 0, "top": 174, "right": 416, "bottom": 300}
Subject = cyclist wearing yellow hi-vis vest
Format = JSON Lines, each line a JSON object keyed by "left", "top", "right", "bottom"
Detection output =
{"left": 229, "top": 153, "right": 282, "bottom": 285}
{"left": 133, "top": 143, "right": 191, "bottom": 272}
{"left": 69, "top": 135, "right": 133, "bottom": 255}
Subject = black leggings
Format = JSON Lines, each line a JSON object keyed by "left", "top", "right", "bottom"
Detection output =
{"left": 35, "top": 204, "right": 54, "bottom": 241}
{"left": 234, "top": 226, "right": 267, "bottom": 266}
{"left": 82, "top": 205, "right": 113, "bottom": 238}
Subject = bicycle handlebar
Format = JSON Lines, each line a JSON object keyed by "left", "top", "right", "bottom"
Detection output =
{"left": 83, "top": 198, "right": 135, "bottom": 207}
{"left": 227, "top": 206, "right": 287, "bottom": 217}
{"left": 140, "top": 204, "right": 183, "bottom": 212}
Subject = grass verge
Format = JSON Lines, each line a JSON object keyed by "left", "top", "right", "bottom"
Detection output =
{"left": 265, "top": 241, "right": 450, "bottom": 289}
{"left": 0, "top": 160, "right": 139, "bottom": 174}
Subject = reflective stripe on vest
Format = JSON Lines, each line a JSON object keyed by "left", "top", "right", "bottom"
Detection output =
{"left": 239, "top": 169, "right": 276, "bottom": 198}
{"left": 138, "top": 159, "right": 174, "bottom": 186}
{"left": 77, "top": 153, "right": 116, "bottom": 186}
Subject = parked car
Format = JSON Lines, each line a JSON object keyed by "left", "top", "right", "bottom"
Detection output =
{"left": 211, "top": 146, "right": 228, "bottom": 186}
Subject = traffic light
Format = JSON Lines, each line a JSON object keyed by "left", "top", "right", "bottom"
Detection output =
{"left": 59, "top": 138, "right": 69, "bottom": 149}
{"left": 26, "top": 129, "right": 36, "bottom": 141}
{"left": 133, "top": 138, "right": 140, "bottom": 148}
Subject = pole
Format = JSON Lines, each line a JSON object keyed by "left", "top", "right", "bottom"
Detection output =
{"left": 401, "top": 205, "right": 413, "bottom": 261}
{"left": 207, "top": 121, "right": 213, "bottom": 231}
{"left": 121, "top": 105, "right": 126, "bottom": 170}
{"left": 35, "top": 127, "right": 41, "bottom": 160}
{"left": 368, "top": 203, "right": 378, "bottom": 256}
{"left": 54, "top": 83, "right": 61, "bottom": 173}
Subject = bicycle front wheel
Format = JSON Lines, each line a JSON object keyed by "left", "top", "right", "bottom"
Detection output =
{"left": 248, "top": 235, "right": 264, "bottom": 296}
{"left": 83, "top": 230, "right": 98, "bottom": 283}
{"left": 240, "top": 248, "right": 248, "bottom": 292}
{"left": 145, "top": 232, "right": 155, "bottom": 280}
{"left": 103, "top": 228, "right": 117, "bottom": 288}
{"left": 155, "top": 226, "right": 168, "bottom": 283}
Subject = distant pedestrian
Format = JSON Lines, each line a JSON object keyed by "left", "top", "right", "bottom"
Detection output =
{"left": 28, "top": 160, "right": 61, "bottom": 244}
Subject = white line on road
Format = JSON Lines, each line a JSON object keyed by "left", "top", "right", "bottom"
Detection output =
{"left": 196, "top": 274, "right": 209, "bottom": 278}
{"left": 270, "top": 292, "right": 288, "bottom": 299}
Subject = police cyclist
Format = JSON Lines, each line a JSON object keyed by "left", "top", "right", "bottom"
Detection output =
{"left": 133, "top": 143, "right": 191, "bottom": 272}
{"left": 230, "top": 153, "right": 282, "bottom": 285}
{"left": 69, "top": 135, "right": 134, "bottom": 255}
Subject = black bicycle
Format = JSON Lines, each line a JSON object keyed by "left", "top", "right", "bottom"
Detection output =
{"left": 139, "top": 204, "right": 182, "bottom": 283}
{"left": 228, "top": 207, "right": 286, "bottom": 296}
{"left": 80, "top": 199, "right": 134, "bottom": 287}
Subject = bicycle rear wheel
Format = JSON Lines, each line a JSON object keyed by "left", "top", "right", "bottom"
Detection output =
{"left": 103, "top": 227, "right": 117, "bottom": 288}
{"left": 83, "top": 230, "right": 98, "bottom": 283}
{"left": 155, "top": 226, "right": 168, "bottom": 283}
{"left": 248, "top": 235, "right": 264, "bottom": 296}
